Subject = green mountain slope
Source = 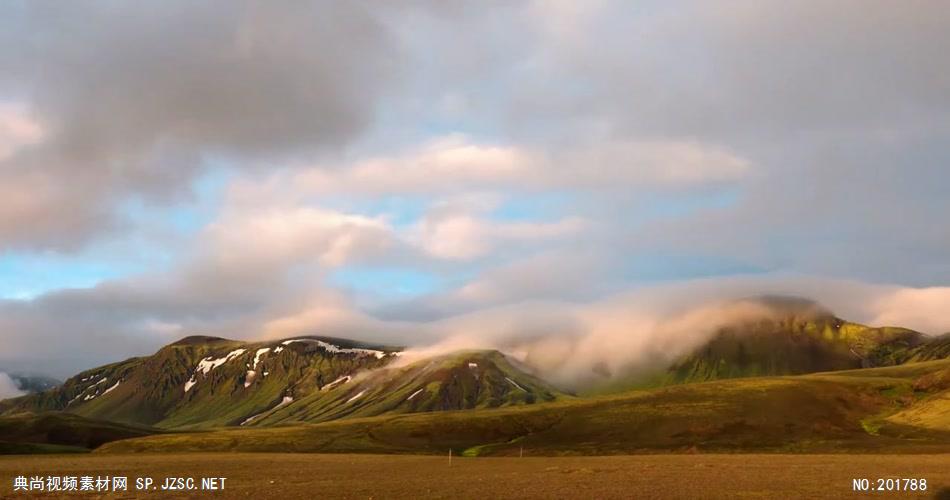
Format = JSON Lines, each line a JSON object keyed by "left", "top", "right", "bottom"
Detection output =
{"left": 1, "top": 338, "right": 559, "bottom": 431}
{"left": 4, "top": 297, "right": 947, "bottom": 435}
{"left": 628, "top": 297, "right": 945, "bottom": 389}
{"left": 250, "top": 350, "right": 564, "bottom": 426}
{"left": 1, "top": 336, "right": 401, "bottom": 429}
{"left": 904, "top": 333, "right": 950, "bottom": 362}
{"left": 97, "top": 359, "right": 950, "bottom": 456}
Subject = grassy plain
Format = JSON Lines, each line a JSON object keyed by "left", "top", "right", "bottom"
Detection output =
{"left": 1, "top": 453, "right": 948, "bottom": 499}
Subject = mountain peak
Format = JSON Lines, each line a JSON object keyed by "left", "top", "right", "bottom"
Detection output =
{"left": 736, "top": 295, "right": 834, "bottom": 319}
{"left": 169, "top": 335, "right": 231, "bottom": 346}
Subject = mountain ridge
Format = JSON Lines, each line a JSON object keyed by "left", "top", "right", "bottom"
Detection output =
{"left": 0, "top": 335, "right": 560, "bottom": 430}
{"left": 3, "top": 297, "right": 949, "bottom": 434}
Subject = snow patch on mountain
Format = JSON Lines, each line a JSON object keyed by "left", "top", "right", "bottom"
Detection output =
{"left": 505, "top": 377, "right": 526, "bottom": 392}
{"left": 253, "top": 348, "right": 270, "bottom": 368}
{"left": 281, "top": 339, "right": 387, "bottom": 359}
{"left": 321, "top": 375, "right": 351, "bottom": 391}
{"left": 102, "top": 380, "right": 121, "bottom": 395}
{"left": 184, "top": 349, "right": 247, "bottom": 393}
{"left": 346, "top": 390, "right": 366, "bottom": 403}
{"left": 196, "top": 349, "right": 246, "bottom": 375}
{"left": 240, "top": 395, "right": 294, "bottom": 426}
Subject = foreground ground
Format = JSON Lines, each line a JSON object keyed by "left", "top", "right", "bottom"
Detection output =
{"left": 0, "top": 453, "right": 948, "bottom": 499}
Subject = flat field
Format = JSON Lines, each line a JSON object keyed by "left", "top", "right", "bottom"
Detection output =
{"left": 1, "top": 453, "right": 948, "bottom": 499}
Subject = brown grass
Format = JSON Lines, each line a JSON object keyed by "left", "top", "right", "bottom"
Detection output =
{"left": 1, "top": 453, "right": 948, "bottom": 499}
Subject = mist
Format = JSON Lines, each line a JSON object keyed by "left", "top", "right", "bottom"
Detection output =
{"left": 0, "top": 372, "right": 24, "bottom": 400}
{"left": 398, "top": 299, "right": 790, "bottom": 389}
{"left": 391, "top": 275, "right": 950, "bottom": 390}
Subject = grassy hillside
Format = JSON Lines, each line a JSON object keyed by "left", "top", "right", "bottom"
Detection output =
{"left": 252, "top": 350, "right": 564, "bottom": 426}
{"left": 1, "top": 338, "right": 558, "bottom": 431}
{"left": 99, "top": 359, "right": 950, "bottom": 456}
{"left": 659, "top": 320, "right": 924, "bottom": 384}
{"left": 1, "top": 336, "right": 401, "bottom": 429}
{"left": 590, "top": 297, "right": 946, "bottom": 393}
{"left": 0, "top": 412, "right": 159, "bottom": 454}
{"left": 4, "top": 299, "right": 947, "bottom": 435}
{"left": 884, "top": 365, "right": 950, "bottom": 431}
{"left": 905, "top": 333, "right": 950, "bottom": 362}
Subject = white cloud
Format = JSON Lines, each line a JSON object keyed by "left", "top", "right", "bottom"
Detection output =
{"left": 0, "top": 372, "right": 25, "bottom": 400}
{"left": 870, "top": 287, "right": 950, "bottom": 334}
{"left": 0, "top": 1, "right": 400, "bottom": 251}
{"left": 203, "top": 205, "right": 395, "bottom": 269}
{"left": 393, "top": 275, "right": 950, "bottom": 388}
{"left": 285, "top": 135, "right": 751, "bottom": 198}
{"left": 0, "top": 0, "right": 948, "bottom": 379}
{"left": 0, "top": 103, "right": 43, "bottom": 161}
{"left": 412, "top": 209, "right": 586, "bottom": 260}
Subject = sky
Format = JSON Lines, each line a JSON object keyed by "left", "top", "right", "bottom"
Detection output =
{"left": 1, "top": 0, "right": 950, "bottom": 377}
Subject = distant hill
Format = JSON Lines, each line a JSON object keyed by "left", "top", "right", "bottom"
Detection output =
{"left": 3, "top": 296, "right": 948, "bottom": 436}
{"left": 635, "top": 296, "right": 947, "bottom": 387}
{"left": 1, "top": 336, "right": 559, "bottom": 430}
{"left": 0, "top": 412, "right": 158, "bottom": 454}
{"left": 903, "top": 333, "right": 950, "bottom": 362}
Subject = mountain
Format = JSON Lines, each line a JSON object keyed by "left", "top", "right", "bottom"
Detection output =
{"left": 248, "top": 350, "right": 563, "bottom": 426}
{"left": 903, "top": 333, "right": 950, "bottom": 362}
{"left": 649, "top": 296, "right": 942, "bottom": 386}
{"left": 99, "top": 358, "right": 950, "bottom": 456}
{"left": 3, "top": 296, "right": 948, "bottom": 436}
{"left": 0, "top": 336, "right": 561, "bottom": 430}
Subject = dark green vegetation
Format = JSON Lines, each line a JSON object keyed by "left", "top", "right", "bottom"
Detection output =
{"left": 0, "top": 412, "right": 158, "bottom": 454}
{"left": 629, "top": 297, "right": 950, "bottom": 390}
{"left": 4, "top": 453, "right": 949, "bottom": 499}
{"left": 253, "top": 350, "right": 562, "bottom": 426}
{"left": 99, "top": 359, "right": 950, "bottom": 456}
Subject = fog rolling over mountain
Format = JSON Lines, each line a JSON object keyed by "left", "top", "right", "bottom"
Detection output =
{"left": 0, "top": 373, "right": 25, "bottom": 400}
{"left": 0, "top": 372, "right": 57, "bottom": 400}
{"left": 407, "top": 295, "right": 950, "bottom": 391}
{"left": 2, "top": 295, "right": 948, "bottom": 435}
